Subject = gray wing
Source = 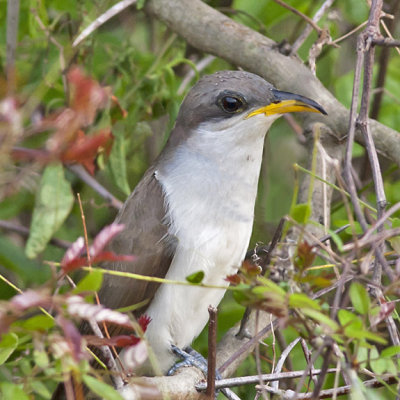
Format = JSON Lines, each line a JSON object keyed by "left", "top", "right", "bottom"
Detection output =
{"left": 95, "top": 166, "right": 175, "bottom": 334}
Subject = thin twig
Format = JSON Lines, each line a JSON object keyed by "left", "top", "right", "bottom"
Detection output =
{"left": 6, "top": 0, "right": 20, "bottom": 94}
{"left": 291, "top": 0, "right": 335, "bottom": 54}
{"left": 257, "top": 376, "right": 398, "bottom": 399}
{"left": 0, "top": 219, "right": 72, "bottom": 249}
{"left": 67, "top": 164, "right": 123, "bottom": 210}
{"left": 76, "top": 193, "right": 124, "bottom": 391}
{"left": 73, "top": 0, "right": 138, "bottom": 47}
{"left": 270, "top": 338, "right": 301, "bottom": 391}
{"left": 196, "top": 368, "right": 338, "bottom": 391}
{"left": 177, "top": 55, "right": 216, "bottom": 95}
{"left": 206, "top": 306, "right": 217, "bottom": 399}
{"left": 272, "top": 0, "right": 322, "bottom": 34}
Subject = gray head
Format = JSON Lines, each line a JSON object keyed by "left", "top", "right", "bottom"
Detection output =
{"left": 166, "top": 70, "right": 326, "bottom": 148}
{"left": 176, "top": 70, "right": 325, "bottom": 128}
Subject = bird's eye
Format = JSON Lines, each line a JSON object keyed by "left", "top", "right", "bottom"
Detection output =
{"left": 219, "top": 95, "right": 244, "bottom": 113}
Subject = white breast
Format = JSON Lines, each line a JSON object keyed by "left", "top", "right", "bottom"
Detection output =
{"left": 136, "top": 114, "right": 277, "bottom": 373}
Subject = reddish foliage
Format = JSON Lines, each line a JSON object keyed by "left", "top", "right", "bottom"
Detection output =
{"left": 61, "top": 129, "right": 113, "bottom": 175}
{"left": 57, "top": 315, "right": 86, "bottom": 361}
{"left": 138, "top": 314, "right": 151, "bottom": 332}
{"left": 61, "top": 224, "right": 136, "bottom": 273}
{"left": 225, "top": 274, "right": 242, "bottom": 285}
{"left": 11, "top": 67, "right": 116, "bottom": 174}
{"left": 295, "top": 241, "right": 316, "bottom": 270}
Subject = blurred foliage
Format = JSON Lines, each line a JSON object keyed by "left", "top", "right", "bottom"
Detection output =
{"left": 1, "top": 0, "right": 400, "bottom": 399}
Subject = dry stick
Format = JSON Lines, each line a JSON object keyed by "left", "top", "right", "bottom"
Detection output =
{"left": 237, "top": 218, "right": 285, "bottom": 339}
{"left": 311, "top": 340, "right": 333, "bottom": 399}
{"left": 356, "top": 0, "right": 388, "bottom": 284}
{"left": 76, "top": 193, "right": 124, "bottom": 391}
{"left": 6, "top": 0, "right": 20, "bottom": 95}
{"left": 372, "top": 37, "right": 400, "bottom": 47}
{"left": 258, "top": 376, "right": 398, "bottom": 399}
{"left": 197, "top": 368, "right": 337, "bottom": 391}
{"left": 72, "top": 0, "right": 138, "bottom": 47}
{"left": 206, "top": 306, "right": 217, "bottom": 399}
{"left": 0, "top": 219, "right": 72, "bottom": 250}
{"left": 177, "top": 55, "right": 216, "bottom": 96}
{"left": 271, "top": 0, "right": 322, "bottom": 34}
{"left": 299, "top": 339, "right": 317, "bottom": 388}
{"left": 291, "top": 0, "right": 336, "bottom": 54}
{"left": 67, "top": 164, "right": 123, "bottom": 210}
{"left": 270, "top": 338, "right": 301, "bottom": 391}
{"left": 370, "top": 0, "right": 400, "bottom": 119}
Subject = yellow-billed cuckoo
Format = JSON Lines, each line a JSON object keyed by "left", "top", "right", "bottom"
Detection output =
{"left": 96, "top": 70, "right": 326, "bottom": 374}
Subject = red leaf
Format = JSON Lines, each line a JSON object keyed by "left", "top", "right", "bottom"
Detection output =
{"left": 138, "top": 315, "right": 151, "bottom": 332}
{"left": 61, "top": 237, "right": 85, "bottom": 269}
{"left": 225, "top": 274, "right": 242, "bottom": 285}
{"left": 67, "top": 67, "right": 109, "bottom": 126}
{"left": 61, "top": 129, "right": 113, "bottom": 175}
{"left": 89, "top": 224, "right": 126, "bottom": 258}
{"left": 85, "top": 334, "right": 140, "bottom": 348}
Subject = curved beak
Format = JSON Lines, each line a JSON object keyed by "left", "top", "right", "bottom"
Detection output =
{"left": 247, "top": 89, "right": 327, "bottom": 118}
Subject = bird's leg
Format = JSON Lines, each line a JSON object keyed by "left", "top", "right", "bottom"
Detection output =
{"left": 168, "top": 345, "right": 213, "bottom": 377}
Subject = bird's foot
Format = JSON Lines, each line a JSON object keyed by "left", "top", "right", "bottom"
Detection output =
{"left": 169, "top": 345, "right": 239, "bottom": 400}
{"left": 168, "top": 345, "right": 217, "bottom": 377}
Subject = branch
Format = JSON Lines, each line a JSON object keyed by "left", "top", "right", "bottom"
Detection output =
{"left": 144, "top": 0, "right": 400, "bottom": 167}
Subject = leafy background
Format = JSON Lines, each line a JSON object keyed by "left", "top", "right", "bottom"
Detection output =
{"left": 1, "top": 0, "right": 400, "bottom": 399}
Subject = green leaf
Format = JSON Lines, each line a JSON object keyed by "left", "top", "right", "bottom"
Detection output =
{"left": 0, "top": 382, "right": 30, "bottom": 400}
{"left": 382, "top": 345, "right": 400, "bottom": 358}
{"left": 109, "top": 124, "right": 131, "bottom": 196}
{"left": 338, "top": 309, "right": 362, "bottom": 328}
{"left": 256, "top": 277, "right": 286, "bottom": 296}
{"left": 0, "top": 333, "right": 18, "bottom": 365}
{"left": 344, "top": 327, "right": 387, "bottom": 344}
{"left": 19, "top": 314, "right": 55, "bottom": 331}
{"left": 33, "top": 349, "right": 49, "bottom": 369}
{"left": 289, "top": 293, "right": 321, "bottom": 311}
{"left": 349, "top": 282, "right": 370, "bottom": 315}
{"left": 369, "top": 346, "right": 387, "bottom": 374}
{"left": 290, "top": 203, "right": 311, "bottom": 224}
{"left": 25, "top": 163, "right": 74, "bottom": 258}
{"left": 186, "top": 270, "right": 204, "bottom": 284}
{"left": 328, "top": 229, "right": 344, "bottom": 252}
{"left": 83, "top": 375, "right": 124, "bottom": 400}
{"left": 136, "top": 0, "right": 147, "bottom": 10}
{"left": 73, "top": 270, "right": 104, "bottom": 294}
{"left": 31, "top": 380, "right": 52, "bottom": 399}
{"left": 301, "top": 308, "right": 339, "bottom": 331}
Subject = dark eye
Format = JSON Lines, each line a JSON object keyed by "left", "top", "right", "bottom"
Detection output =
{"left": 219, "top": 95, "right": 244, "bottom": 113}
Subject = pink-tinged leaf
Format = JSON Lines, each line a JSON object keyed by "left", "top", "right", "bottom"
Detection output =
{"left": 56, "top": 315, "right": 86, "bottom": 361}
{"left": 11, "top": 290, "right": 51, "bottom": 311}
{"left": 61, "top": 237, "right": 85, "bottom": 268}
{"left": 371, "top": 300, "right": 396, "bottom": 327}
{"left": 225, "top": 274, "right": 241, "bottom": 285}
{"left": 67, "top": 67, "right": 110, "bottom": 126}
{"left": 138, "top": 315, "right": 151, "bottom": 333}
{"left": 85, "top": 334, "right": 140, "bottom": 348}
{"left": 122, "top": 340, "right": 148, "bottom": 371}
{"left": 62, "top": 258, "right": 89, "bottom": 273}
{"left": 89, "top": 224, "right": 125, "bottom": 258}
{"left": 61, "top": 129, "right": 113, "bottom": 176}
{"left": 66, "top": 296, "right": 132, "bottom": 328}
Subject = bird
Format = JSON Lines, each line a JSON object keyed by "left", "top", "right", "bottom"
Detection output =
{"left": 84, "top": 71, "right": 327, "bottom": 377}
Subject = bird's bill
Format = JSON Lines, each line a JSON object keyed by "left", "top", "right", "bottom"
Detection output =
{"left": 247, "top": 89, "right": 327, "bottom": 118}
